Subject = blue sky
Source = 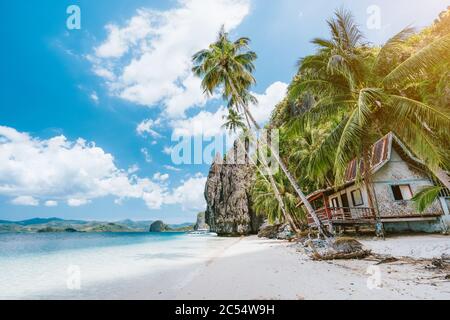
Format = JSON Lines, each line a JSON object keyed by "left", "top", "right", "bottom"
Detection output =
{"left": 0, "top": 0, "right": 448, "bottom": 223}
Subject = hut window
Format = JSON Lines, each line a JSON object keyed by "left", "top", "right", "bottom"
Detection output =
{"left": 351, "top": 189, "right": 364, "bottom": 206}
{"left": 391, "top": 184, "right": 413, "bottom": 201}
{"left": 331, "top": 197, "right": 339, "bottom": 208}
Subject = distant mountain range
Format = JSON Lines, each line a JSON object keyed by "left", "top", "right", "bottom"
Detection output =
{"left": 0, "top": 217, "right": 86, "bottom": 226}
{"left": 0, "top": 218, "right": 195, "bottom": 233}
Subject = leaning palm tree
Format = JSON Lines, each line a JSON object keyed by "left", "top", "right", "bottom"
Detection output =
{"left": 192, "top": 27, "right": 330, "bottom": 237}
{"left": 220, "top": 105, "right": 301, "bottom": 231}
{"left": 289, "top": 9, "right": 450, "bottom": 190}
{"left": 252, "top": 171, "right": 307, "bottom": 228}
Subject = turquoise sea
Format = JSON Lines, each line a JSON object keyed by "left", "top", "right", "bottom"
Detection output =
{"left": 0, "top": 232, "right": 223, "bottom": 299}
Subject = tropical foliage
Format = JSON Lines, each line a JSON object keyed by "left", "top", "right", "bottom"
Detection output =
{"left": 287, "top": 8, "right": 450, "bottom": 185}
{"left": 257, "top": 7, "right": 450, "bottom": 226}
{"left": 192, "top": 26, "right": 327, "bottom": 235}
{"left": 222, "top": 109, "right": 247, "bottom": 133}
{"left": 411, "top": 186, "right": 444, "bottom": 213}
{"left": 195, "top": 7, "right": 450, "bottom": 232}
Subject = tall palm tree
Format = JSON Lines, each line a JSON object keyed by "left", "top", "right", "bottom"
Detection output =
{"left": 220, "top": 104, "right": 300, "bottom": 231}
{"left": 289, "top": 9, "right": 450, "bottom": 189}
{"left": 252, "top": 172, "right": 306, "bottom": 228}
{"left": 192, "top": 27, "right": 331, "bottom": 237}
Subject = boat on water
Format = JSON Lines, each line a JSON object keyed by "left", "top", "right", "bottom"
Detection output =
{"left": 189, "top": 229, "right": 215, "bottom": 236}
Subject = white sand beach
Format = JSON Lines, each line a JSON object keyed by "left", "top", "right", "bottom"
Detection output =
{"left": 169, "top": 235, "right": 450, "bottom": 300}
{"left": 39, "top": 234, "right": 449, "bottom": 300}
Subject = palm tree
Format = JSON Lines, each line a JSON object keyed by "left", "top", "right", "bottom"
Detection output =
{"left": 192, "top": 27, "right": 331, "bottom": 237}
{"left": 222, "top": 109, "right": 246, "bottom": 133}
{"left": 289, "top": 9, "right": 450, "bottom": 190}
{"left": 220, "top": 103, "right": 300, "bottom": 231}
{"left": 252, "top": 172, "right": 306, "bottom": 228}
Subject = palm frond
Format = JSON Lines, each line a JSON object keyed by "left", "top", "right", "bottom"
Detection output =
{"left": 388, "top": 94, "right": 450, "bottom": 136}
{"left": 383, "top": 34, "right": 450, "bottom": 88}
{"left": 372, "top": 26, "right": 415, "bottom": 76}
{"left": 411, "top": 185, "right": 443, "bottom": 213}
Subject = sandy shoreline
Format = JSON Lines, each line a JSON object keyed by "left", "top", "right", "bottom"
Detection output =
{"left": 41, "top": 234, "right": 449, "bottom": 300}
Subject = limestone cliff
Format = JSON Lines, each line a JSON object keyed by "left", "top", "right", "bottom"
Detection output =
{"left": 194, "top": 212, "right": 209, "bottom": 231}
{"left": 149, "top": 220, "right": 167, "bottom": 232}
{"left": 204, "top": 149, "right": 263, "bottom": 236}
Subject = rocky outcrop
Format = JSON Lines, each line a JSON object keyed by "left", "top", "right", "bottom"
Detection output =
{"left": 149, "top": 220, "right": 167, "bottom": 232}
{"left": 258, "top": 223, "right": 294, "bottom": 240}
{"left": 194, "top": 212, "right": 209, "bottom": 231}
{"left": 204, "top": 148, "right": 263, "bottom": 236}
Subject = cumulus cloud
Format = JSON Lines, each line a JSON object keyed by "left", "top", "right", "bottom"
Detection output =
{"left": 170, "top": 82, "right": 288, "bottom": 137}
{"left": 164, "top": 165, "right": 182, "bottom": 172}
{"left": 165, "top": 174, "right": 207, "bottom": 211}
{"left": 136, "top": 118, "right": 161, "bottom": 138}
{"left": 171, "top": 106, "right": 228, "bottom": 138}
{"left": 67, "top": 198, "right": 91, "bottom": 207}
{"left": 91, "top": 0, "right": 250, "bottom": 118}
{"left": 127, "top": 164, "right": 140, "bottom": 174}
{"left": 248, "top": 82, "right": 288, "bottom": 125}
{"left": 44, "top": 200, "right": 58, "bottom": 207}
{"left": 153, "top": 172, "right": 169, "bottom": 182}
{"left": 0, "top": 126, "right": 207, "bottom": 212}
{"left": 11, "top": 196, "right": 39, "bottom": 206}
{"left": 0, "top": 126, "right": 164, "bottom": 209}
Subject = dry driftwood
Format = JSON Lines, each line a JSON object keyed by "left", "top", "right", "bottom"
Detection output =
{"left": 311, "top": 250, "right": 371, "bottom": 261}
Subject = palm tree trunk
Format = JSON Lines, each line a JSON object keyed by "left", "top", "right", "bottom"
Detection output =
{"left": 224, "top": 73, "right": 330, "bottom": 238}
{"left": 234, "top": 134, "right": 300, "bottom": 233}
{"left": 241, "top": 104, "right": 331, "bottom": 238}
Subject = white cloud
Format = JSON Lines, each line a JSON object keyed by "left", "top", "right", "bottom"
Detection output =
{"left": 165, "top": 173, "right": 207, "bottom": 211}
{"left": 90, "top": 91, "right": 99, "bottom": 103}
{"left": 127, "top": 164, "right": 140, "bottom": 174}
{"left": 93, "top": 67, "right": 115, "bottom": 81}
{"left": 164, "top": 165, "right": 182, "bottom": 172}
{"left": 162, "top": 146, "right": 173, "bottom": 155}
{"left": 11, "top": 196, "right": 39, "bottom": 206}
{"left": 153, "top": 172, "right": 170, "bottom": 182}
{"left": 44, "top": 200, "right": 58, "bottom": 207}
{"left": 0, "top": 126, "right": 210, "bottom": 212}
{"left": 140, "top": 147, "right": 152, "bottom": 163}
{"left": 95, "top": 10, "right": 154, "bottom": 58}
{"left": 169, "top": 82, "right": 288, "bottom": 137}
{"left": 136, "top": 118, "right": 161, "bottom": 138}
{"left": 0, "top": 126, "right": 210, "bottom": 210}
{"left": 91, "top": 0, "right": 250, "bottom": 118}
{"left": 248, "top": 81, "right": 288, "bottom": 125}
{"left": 67, "top": 198, "right": 91, "bottom": 207}
{"left": 171, "top": 106, "right": 228, "bottom": 138}
{"left": 0, "top": 126, "right": 165, "bottom": 209}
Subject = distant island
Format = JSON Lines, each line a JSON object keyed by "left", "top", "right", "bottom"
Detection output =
{"left": 0, "top": 217, "right": 197, "bottom": 233}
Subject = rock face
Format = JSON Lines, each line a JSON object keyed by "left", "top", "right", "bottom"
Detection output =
{"left": 258, "top": 223, "right": 294, "bottom": 240}
{"left": 194, "top": 212, "right": 209, "bottom": 231}
{"left": 149, "top": 220, "right": 167, "bottom": 232}
{"left": 204, "top": 151, "right": 263, "bottom": 236}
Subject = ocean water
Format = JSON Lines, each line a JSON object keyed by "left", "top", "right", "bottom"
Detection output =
{"left": 0, "top": 232, "right": 225, "bottom": 299}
